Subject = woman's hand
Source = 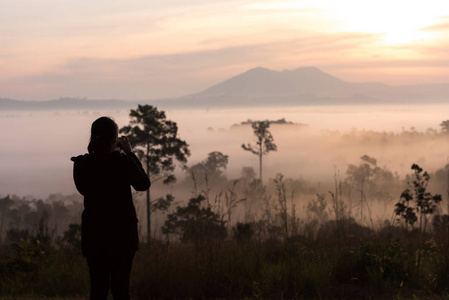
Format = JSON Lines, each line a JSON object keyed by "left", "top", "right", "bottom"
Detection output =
{"left": 117, "top": 136, "right": 132, "bottom": 154}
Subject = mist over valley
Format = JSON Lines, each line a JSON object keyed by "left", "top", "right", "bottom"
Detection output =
{"left": 2, "top": 104, "right": 449, "bottom": 201}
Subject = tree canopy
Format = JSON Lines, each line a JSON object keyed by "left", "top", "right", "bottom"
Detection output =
{"left": 186, "top": 151, "right": 229, "bottom": 187}
{"left": 120, "top": 104, "right": 190, "bottom": 184}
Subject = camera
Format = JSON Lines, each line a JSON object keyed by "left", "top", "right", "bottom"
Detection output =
{"left": 116, "top": 136, "right": 126, "bottom": 149}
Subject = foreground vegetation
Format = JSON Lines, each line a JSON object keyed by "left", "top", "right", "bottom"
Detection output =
{"left": 2, "top": 212, "right": 449, "bottom": 299}
{"left": 1, "top": 156, "right": 449, "bottom": 299}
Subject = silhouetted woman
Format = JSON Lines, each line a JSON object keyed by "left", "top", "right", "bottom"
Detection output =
{"left": 71, "top": 116, "right": 150, "bottom": 300}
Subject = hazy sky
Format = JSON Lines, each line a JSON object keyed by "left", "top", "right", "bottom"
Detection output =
{"left": 1, "top": 0, "right": 449, "bottom": 100}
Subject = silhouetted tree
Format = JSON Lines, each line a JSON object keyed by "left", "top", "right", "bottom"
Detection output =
{"left": 346, "top": 155, "right": 397, "bottom": 199}
{"left": 120, "top": 105, "right": 190, "bottom": 241}
{"left": 61, "top": 223, "right": 82, "bottom": 251}
{"left": 186, "top": 151, "right": 229, "bottom": 187}
{"left": 241, "top": 121, "right": 277, "bottom": 182}
{"left": 0, "top": 195, "right": 13, "bottom": 241}
{"left": 241, "top": 167, "right": 257, "bottom": 182}
{"left": 162, "top": 195, "right": 227, "bottom": 243}
{"left": 440, "top": 120, "right": 449, "bottom": 134}
{"left": 152, "top": 194, "right": 175, "bottom": 213}
{"left": 395, "top": 164, "right": 442, "bottom": 231}
{"left": 307, "top": 194, "right": 328, "bottom": 222}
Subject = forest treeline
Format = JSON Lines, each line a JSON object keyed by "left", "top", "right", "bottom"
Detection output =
{"left": 3, "top": 150, "right": 449, "bottom": 244}
{"left": 2, "top": 113, "right": 449, "bottom": 298}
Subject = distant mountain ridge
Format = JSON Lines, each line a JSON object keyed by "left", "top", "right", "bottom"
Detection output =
{"left": 2, "top": 66, "right": 449, "bottom": 110}
{"left": 199, "top": 66, "right": 352, "bottom": 97}
{"left": 193, "top": 66, "right": 449, "bottom": 100}
{"left": 180, "top": 66, "right": 449, "bottom": 107}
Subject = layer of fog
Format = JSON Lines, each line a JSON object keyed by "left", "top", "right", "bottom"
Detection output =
{"left": 1, "top": 104, "right": 449, "bottom": 199}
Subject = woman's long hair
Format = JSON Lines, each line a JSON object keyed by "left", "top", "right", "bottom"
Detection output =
{"left": 88, "top": 117, "right": 118, "bottom": 154}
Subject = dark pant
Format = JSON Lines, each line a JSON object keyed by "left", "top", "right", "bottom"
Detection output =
{"left": 86, "top": 253, "right": 135, "bottom": 300}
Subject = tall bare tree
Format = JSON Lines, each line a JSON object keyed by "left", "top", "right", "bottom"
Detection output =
{"left": 241, "top": 121, "right": 277, "bottom": 183}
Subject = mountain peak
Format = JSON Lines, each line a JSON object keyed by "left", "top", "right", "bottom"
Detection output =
{"left": 286, "top": 66, "right": 341, "bottom": 80}
{"left": 288, "top": 66, "right": 321, "bottom": 72}
{"left": 247, "top": 66, "right": 271, "bottom": 72}
{"left": 199, "top": 66, "right": 345, "bottom": 97}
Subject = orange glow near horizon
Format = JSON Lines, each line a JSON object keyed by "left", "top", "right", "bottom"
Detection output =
{"left": 0, "top": 0, "right": 448, "bottom": 99}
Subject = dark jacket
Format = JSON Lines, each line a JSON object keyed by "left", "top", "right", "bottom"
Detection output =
{"left": 71, "top": 151, "right": 150, "bottom": 257}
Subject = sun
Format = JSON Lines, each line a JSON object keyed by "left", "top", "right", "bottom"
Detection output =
{"left": 247, "top": 0, "right": 445, "bottom": 46}
{"left": 322, "top": 0, "right": 444, "bottom": 45}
